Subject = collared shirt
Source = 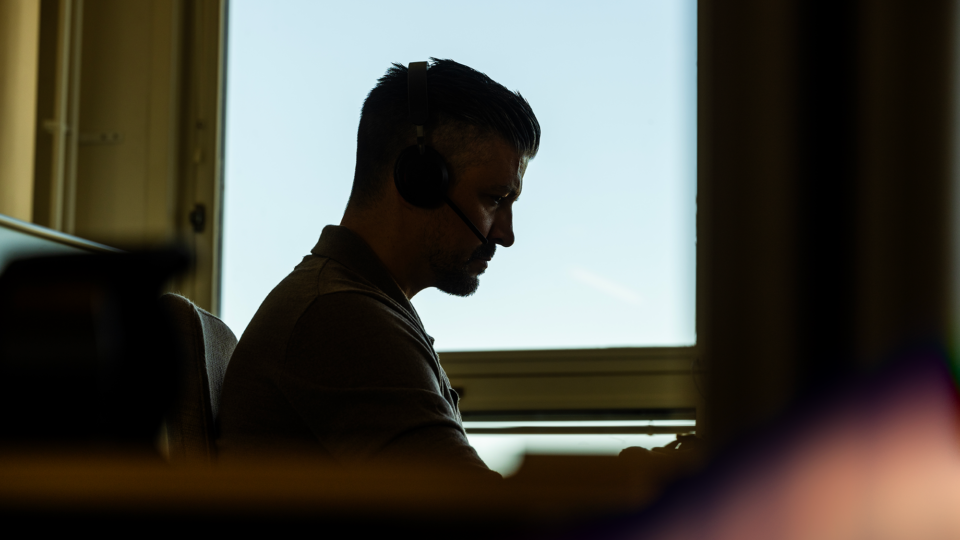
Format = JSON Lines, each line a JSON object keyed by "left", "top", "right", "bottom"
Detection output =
{"left": 217, "top": 225, "right": 491, "bottom": 473}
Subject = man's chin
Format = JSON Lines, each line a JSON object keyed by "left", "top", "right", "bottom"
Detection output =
{"left": 429, "top": 249, "right": 489, "bottom": 297}
{"left": 435, "top": 273, "right": 480, "bottom": 297}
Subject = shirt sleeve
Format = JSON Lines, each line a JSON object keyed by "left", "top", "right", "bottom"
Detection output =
{"left": 274, "top": 291, "right": 495, "bottom": 476}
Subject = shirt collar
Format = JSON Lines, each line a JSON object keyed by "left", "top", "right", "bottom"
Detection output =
{"left": 310, "top": 225, "right": 418, "bottom": 321}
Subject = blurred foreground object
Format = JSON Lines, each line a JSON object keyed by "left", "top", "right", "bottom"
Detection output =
{"left": 0, "top": 452, "right": 650, "bottom": 534}
{"left": 0, "top": 250, "right": 188, "bottom": 448}
{"left": 576, "top": 352, "right": 960, "bottom": 539}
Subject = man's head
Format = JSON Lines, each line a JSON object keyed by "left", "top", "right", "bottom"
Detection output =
{"left": 343, "top": 59, "right": 539, "bottom": 298}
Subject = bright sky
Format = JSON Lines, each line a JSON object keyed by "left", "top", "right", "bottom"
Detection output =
{"left": 222, "top": 0, "right": 697, "bottom": 351}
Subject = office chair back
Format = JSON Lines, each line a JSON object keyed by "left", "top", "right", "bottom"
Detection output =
{"left": 159, "top": 293, "right": 238, "bottom": 462}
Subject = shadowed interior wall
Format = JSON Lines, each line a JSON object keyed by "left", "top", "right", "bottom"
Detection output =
{"left": 0, "top": 0, "right": 40, "bottom": 222}
{"left": 703, "top": 0, "right": 957, "bottom": 450}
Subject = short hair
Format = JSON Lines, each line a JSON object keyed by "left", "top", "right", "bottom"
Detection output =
{"left": 349, "top": 58, "right": 541, "bottom": 209}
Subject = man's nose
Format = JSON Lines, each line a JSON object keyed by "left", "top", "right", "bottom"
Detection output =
{"left": 487, "top": 209, "right": 515, "bottom": 247}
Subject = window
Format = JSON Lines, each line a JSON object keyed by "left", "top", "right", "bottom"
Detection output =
{"left": 222, "top": 0, "right": 699, "bottom": 474}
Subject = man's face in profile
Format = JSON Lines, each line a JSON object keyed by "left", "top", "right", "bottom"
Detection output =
{"left": 426, "top": 137, "right": 526, "bottom": 297}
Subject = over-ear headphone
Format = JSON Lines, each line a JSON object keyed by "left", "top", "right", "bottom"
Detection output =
{"left": 394, "top": 61, "right": 488, "bottom": 244}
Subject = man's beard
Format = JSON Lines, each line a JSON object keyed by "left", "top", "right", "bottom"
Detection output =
{"left": 429, "top": 242, "right": 497, "bottom": 297}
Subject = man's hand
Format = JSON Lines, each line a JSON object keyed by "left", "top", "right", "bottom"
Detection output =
{"left": 619, "top": 434, "right": 708, "bottom": 490}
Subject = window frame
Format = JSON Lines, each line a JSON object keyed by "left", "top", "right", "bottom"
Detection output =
{"left": 441, "top": 347, "right": 705, "bottom": 424}
{"left": 208, "top": 0, "right": 711, "bottom": 430}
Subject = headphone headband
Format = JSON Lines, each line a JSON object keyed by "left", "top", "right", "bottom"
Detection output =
{"left": 407, "top": 61, "right": 429, "bottom": 126}
{"left": 395, "top": 60, "right": 488, "bottom": 244}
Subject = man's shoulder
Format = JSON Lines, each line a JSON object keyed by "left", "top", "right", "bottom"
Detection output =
{"left": 295, "top": 287, "right": 424, "bottom": 342}
{"left": 314, "top": 256, "right": 399, "bottom": 304}
{"left": 251, "top": 253, "right": 398, "bottom": 325}
{"left": 235, "top": 254, "right": 425, "bottom": 364}
{"left": 283, "top": 289, "right": 440, "bottom": 390}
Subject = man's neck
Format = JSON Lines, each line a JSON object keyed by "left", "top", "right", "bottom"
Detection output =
{"left": 339, "top": 210, "right": 429, "bottom": 300}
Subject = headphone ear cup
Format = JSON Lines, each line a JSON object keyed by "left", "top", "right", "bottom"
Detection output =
{"left": 393, "top": 145, "right": 449, "bottom": 208}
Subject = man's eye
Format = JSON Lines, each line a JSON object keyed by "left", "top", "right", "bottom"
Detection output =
{"left": 489, "top": 195, "right": 504, "bottom": 205}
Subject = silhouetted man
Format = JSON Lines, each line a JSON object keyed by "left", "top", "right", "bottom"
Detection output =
{"left": 217, "top": 59, "right": 540, "bottom": 475}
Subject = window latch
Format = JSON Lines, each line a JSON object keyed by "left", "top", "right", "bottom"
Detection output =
{"left": 189, "top": 204, "right": 206, "bottom": 233}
